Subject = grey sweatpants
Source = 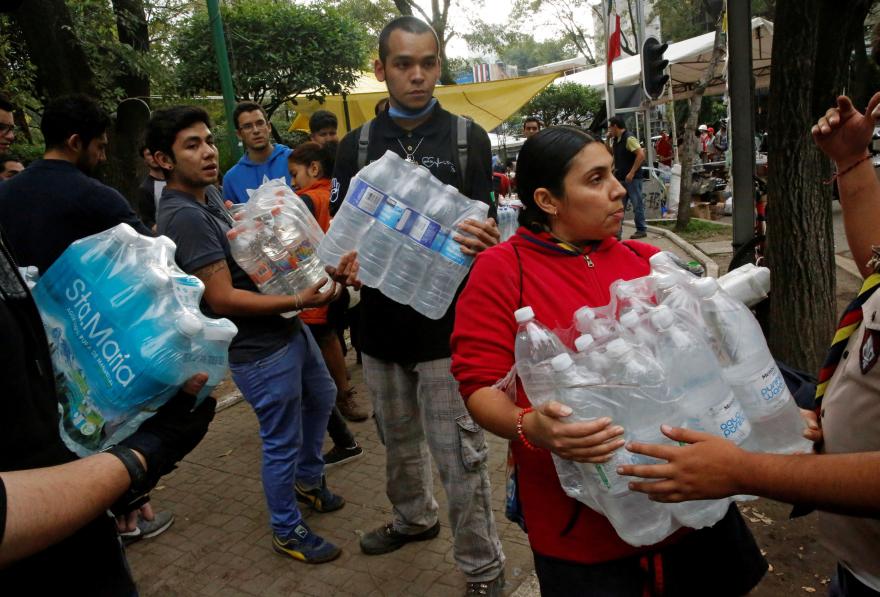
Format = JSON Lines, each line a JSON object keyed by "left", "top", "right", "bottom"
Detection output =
{"left": 362, "top": 354, "right": 505, "bottom": 582}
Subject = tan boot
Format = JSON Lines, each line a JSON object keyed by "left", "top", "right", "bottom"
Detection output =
{"left": 337, "top": 389, "right": 369, "bottom": 422}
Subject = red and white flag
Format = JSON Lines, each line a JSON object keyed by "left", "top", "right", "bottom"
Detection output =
{"left": 606, "top": 0, "right": 621, "bottom": 66}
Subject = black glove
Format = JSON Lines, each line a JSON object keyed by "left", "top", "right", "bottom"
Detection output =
{"left": 110, "top": 390, "right": 215, "bottom": 514}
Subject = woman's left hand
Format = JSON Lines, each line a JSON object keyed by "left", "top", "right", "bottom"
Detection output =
{"left": 617, "top": 425, "right": 747, "bottom": 502}
{"left": 454, "top": 218, "right": 500, "bottom": 256}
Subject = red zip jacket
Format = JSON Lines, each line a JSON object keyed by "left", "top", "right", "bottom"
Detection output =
{"left": 451, "top": 227, "right": 688, "bottom": 564}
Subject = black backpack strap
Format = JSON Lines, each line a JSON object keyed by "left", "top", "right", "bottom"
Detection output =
{"left": 452, "top": 115, "right": 470, "bottom": 191}
{"left": 357, "top": 120, "right": 373, "bottom": 171}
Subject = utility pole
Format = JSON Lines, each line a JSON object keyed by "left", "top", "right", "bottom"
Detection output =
{"left": 727, "top": 0, "right": 755, "bottom": 251}
{"left": 605, "top": 0, "right": 616, "bottom": 123}
{"left": 207, "top": 0, "right": 241, "bottom": 160}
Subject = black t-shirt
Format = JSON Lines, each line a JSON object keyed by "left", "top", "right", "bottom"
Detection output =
{"left": 330, "top": 103, "right": 493, "bottom": 364}
{"left": 0, "top": 159, "right": 152, "bottom": 274}
{"left": 135, "top": 174, "right": 165, "bottom": 229}
{"left": 157, "top": 187, "right": 300, "bottom": 364}
{"left": 0, "top": 232, "right": 134, "bottom": 594}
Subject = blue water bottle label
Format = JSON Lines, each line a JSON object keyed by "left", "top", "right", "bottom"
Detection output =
{"left": 376, "top": 196, "right": 405, "bottom": 228}
{"left": 348, "top": 180, "right": 386, "bottom": 216}
{"left": 439, "top": 236, "right": 470, "bottom": 266}
{"left": 400, "top": 209, "right": 441, "bottom": 248}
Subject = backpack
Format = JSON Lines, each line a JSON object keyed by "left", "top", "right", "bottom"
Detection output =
{"left": 356, "top": 115, "right": 471, "bottom": 192}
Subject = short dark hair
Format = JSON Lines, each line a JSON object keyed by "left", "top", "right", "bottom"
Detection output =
{"left": 0, "top": 94, "right": 14, "bottom": 113}
{"left": 378, "top": 16, "right": 439, "bottom": 64}
{"left": 232, "top": 101, "right": 266, "bottom": 129}
{"left": 289, "top": 140, "right": 336, "bottom": 179}
{"left": 523, "top": 116, "right": 541, "bottom": 128}
{"left": 608, "top": 116, "right": 626, "bottom": 129}
{"left": 40, "top": 94, "right": 110, "bottom": 150}
{"left": 516, "top": 126, "right": 604, "bottom": 232}
{"left": 309, "top": 110, "right": 337, "bottom": 134}
{"left": 0, "top": 156, "right": 23, "bottom": 173}
{"left": 145, "top": 105, "right": 212, "bottom": 164}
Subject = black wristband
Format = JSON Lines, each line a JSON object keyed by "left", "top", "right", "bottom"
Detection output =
{"left": 103, "top": 445, "right": 148, "bottom": 493}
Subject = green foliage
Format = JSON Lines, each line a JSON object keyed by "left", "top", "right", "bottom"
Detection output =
{"left": 174, "top": 0, "right": 371, "bottom": 119}
{"left": 650, "top": 0, "right": 775, "bottom": 41}
{"left": 519, "top": 81, "right": 602, "bottom": 127}
{"left": 465, "top": 23, "right": 577, "bottom": 73}
{"left": 326, "top": 0, "right": 397, "bottom": 45}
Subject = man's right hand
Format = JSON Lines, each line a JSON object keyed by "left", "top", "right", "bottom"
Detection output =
{"left": 296, "top": 278, "right": 342, "bottom": 309}
{"left": 812, "top": 92, "right": 880, "bottom": 166}
{"left": 325, "top": 251, "right": 362, "bottom": 290}
{"left": 121, "top": 374, "right": 216, "bottom": 487}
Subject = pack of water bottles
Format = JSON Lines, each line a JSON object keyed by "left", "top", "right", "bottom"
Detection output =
{"left": 513, "top": 252, "right": 808, "bottom": 546}
{"left": 496, "top": 196, "right": 522, "bottom": 242}
{"left": 226, "top": 178, "right": 329, "bottom": 314}
{"left": 317, "top": 150, "right": 489, "bottom": 320}
{"left": 31, "top": 223, "right": 237, "bottom": 457}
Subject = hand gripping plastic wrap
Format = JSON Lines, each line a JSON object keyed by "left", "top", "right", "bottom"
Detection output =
{"left": 225, "top": 178, "right": 330, "bottom": 314}
{"left": 31, "top": 223, "right": 237, "bottom": 457}
{"left": 317, "top": 150, "right": 489, "bottom": 320}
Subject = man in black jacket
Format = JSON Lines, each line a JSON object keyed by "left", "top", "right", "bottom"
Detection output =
{"left": 330, "top": 16, "right": 505, "bottom": 596}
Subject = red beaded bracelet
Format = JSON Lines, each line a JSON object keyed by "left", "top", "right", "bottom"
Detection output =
{"left": 516, "top": 407, "right": 538, "bottom": 450}
{"left": 824, "top": 152, "right": 872, "bottom": 185}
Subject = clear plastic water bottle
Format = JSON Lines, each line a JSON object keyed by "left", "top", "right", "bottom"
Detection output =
{"left": 649, "top": 305, "right": 742, "bottom": 529}
{"left": 188, "top": 317, "right": 238, "bottom": 400}
{"left": 271, "top": 206, "right": 326, "bottom": 292}
{"left": 574, "top": 333, "right": 612, "bottom": 377}
{"left": 618, "top": 308, "right": 658, "bottom": 351}
{"left": 513, "top": 306, "right": 569, "bottom": 400}
{"left": 718, "top": 264, "right": 771, "bottom": 307}
{"left": 546, "top": 352, "right": 675, "bottom": 545}
{"left": 693, "top": 278, "right": 811, "bottom": 454}
{"left": 381, "top": 166, "right": 434, "bottom": 304}
{"left": 254, "top": 218, "right": 297, "bottom": 289}
{"left": 653, "top": 273, "right": 705, "bottom": 330}
{"left": 227, "top": 225, "right": 288, "bottom": 296}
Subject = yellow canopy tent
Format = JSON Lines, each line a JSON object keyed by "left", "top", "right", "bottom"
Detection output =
{"left": 289, "top": 71, "right": 560, "bottom": 134}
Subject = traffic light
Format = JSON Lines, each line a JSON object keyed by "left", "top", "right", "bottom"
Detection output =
{"left": 642, "top": 37, "right": 670, "bottom": 100}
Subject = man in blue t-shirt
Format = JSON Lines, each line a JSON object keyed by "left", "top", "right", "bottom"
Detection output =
{"left": 222, "top": 102, "right": 292, "bottom": 204}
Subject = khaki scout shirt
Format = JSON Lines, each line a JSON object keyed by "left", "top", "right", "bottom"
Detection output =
{"left": 819, "top": 288, "right": 880, "bottom": 583}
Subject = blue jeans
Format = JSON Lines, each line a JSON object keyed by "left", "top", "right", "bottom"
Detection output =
{"left": 229, "top": 327, "right": 336, "bottom": 538}
{"left": 622, "top": 177, "right": 646, "bottom": 233}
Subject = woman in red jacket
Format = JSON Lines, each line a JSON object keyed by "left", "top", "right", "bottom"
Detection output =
{"left": 450, "top": 126, "right": 766, "bottom": 595}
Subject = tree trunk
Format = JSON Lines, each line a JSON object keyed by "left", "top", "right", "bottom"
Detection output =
{"left": 674, "top": 19, "right": 724, "bottom": 231}
{"left": 765, "top": 0, "right": 872, "bottom": 372}
{"left": 107, "top": 0, "right": 151, "bottom": 207}
{"left": 12, "top": 0, "right": 99, "bottom": 98}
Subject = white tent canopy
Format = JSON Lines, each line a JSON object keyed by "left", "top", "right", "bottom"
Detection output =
{"left": 556, "top": 17, "right": 773, "bottom": 102}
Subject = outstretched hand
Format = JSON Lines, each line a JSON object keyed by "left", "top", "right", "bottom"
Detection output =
{"left": 523, "top": 401, "right": 625, "bottom": 463}
{"left": 454, "top": 218, "right": 500, "bottom": 256}
{"left": 325, "top": 251, "right": 362, "bottom": 290}
{"left": 617, "top": 425, "right": 747, "bottom": 502}
{"left": 812, "top": 92, "right": 880, "bottom": 166}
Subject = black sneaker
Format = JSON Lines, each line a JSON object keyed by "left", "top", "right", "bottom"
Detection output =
{"left": 323, "top": 444, "right": 364, "bottom": 468}
{"left": 359, "top": 521, "right": 440, "bottom": 555}
{"left": 295, "top": 476, "right": 345, "bottom": 513}
{"left": 630, "top": 230, "right": 648, "bottom": 239}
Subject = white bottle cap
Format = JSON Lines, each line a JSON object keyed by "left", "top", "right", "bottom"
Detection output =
{"left": 176, "top": 312, "right": 204, "bottom": 337}
{"left": 753, "top": 267, "right": 771, "bottom": 292}
{"left": 143, "top": 265, "right": 170, "bottom": 290}
{"left": 203, "top": 320, "right": 239, "bottom": 342}
{"left": 653, "top": 273, "right": 676, "bottom": 290}
{"left": 574, "top": 334, "right": 594, "bottom": 352}
{"left": 605, "top": 338, "right": 631, "bottom": 358}
{"left": 550, "top": 353, "right": 574, "bottom": 371}
{"left": 113, "top": 223, "right": 139, "bottom": 243}
{"left": 649, "top": 251, "right": 674, "bottom": 269}
{"left": 514, "top": 306, "right": 535, "bottom": 323}
{"left": 574, "top": 306, "right": 595, "bottom": 328}
{"left": 619, "top": 310, "right": 640, "bottom": 329}
{"left": 650, "top": 305, "right": 675, "bottom": 329}
{"left": 158, "top": 236, "right": 177, "bottom": 251}
{"left": 693, "top": 277, "right": 720, "bottom": 298}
